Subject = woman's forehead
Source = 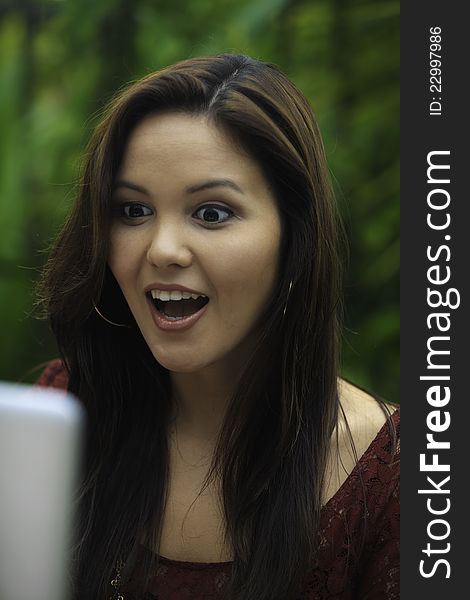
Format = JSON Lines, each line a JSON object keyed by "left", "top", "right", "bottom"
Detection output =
{"left": 117, "top": 113, "right": 271, "bottom": 197}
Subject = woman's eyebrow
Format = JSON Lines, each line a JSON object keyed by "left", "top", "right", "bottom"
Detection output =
{"left": 185, "top": 179, "right": 245, "bottom": 195}
{"left": 113, "top": 180, "right": 149, "bottom": 195}
{"left": 112, "top": 178, "right": 244, "bottom": 196}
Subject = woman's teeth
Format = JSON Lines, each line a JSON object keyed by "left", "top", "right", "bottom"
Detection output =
{"left": 150, "top": 289, "right": 206, "bottom": 301}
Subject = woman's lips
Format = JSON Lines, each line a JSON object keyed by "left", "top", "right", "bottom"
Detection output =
{"left": 147, "top": 295, "right": 209, "bottom": 332}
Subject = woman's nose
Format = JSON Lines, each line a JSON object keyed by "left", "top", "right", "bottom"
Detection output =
{"left": 146, "top": 221, "right": 193, "bottom": 269}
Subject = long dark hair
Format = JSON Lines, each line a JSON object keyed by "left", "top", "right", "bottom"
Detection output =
{"left": 38, "top": 54, "right": 345, "bottom": 600}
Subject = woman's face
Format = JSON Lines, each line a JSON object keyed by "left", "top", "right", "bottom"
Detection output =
{"left": 108, "top": 112, "right": 282, "bottom": 374}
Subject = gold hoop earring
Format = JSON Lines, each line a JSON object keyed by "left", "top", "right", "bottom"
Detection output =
{"left": 283, "top": 280, "right": 293, "bottom": 317}
{"left": 93, "top": 302, "right": 130, "bottom": 328}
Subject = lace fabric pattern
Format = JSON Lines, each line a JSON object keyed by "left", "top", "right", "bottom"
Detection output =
{"left": 37, "top": 360, "right": 400, "bottom": 600}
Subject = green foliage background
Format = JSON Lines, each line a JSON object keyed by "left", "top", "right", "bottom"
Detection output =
{"left": 0, "top": 0, "right": 399, "bottom": 401}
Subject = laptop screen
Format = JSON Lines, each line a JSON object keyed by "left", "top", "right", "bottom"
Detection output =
{"left": 0, "top": 382, "right": 84, "bottom": 600}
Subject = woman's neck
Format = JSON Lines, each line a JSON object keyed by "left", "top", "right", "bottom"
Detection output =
{"left": 169, "top": 363, "right": 239, "bottom": 442}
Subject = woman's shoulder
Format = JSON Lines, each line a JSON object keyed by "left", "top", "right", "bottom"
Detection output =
{"left": 316, "top": 384, "right": 399, "bottom": 599}
{"left": 36, "top": 358, "right": 69, "bottom": 390}
{"left": 337, "top": 378, "right": 398, "bottom": 458}
{"left": 322, "top": 379, "right": 399, "bottom": 506}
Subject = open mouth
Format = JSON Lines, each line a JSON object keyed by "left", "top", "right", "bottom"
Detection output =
{"left": 148, "top": 292, "right": 209, "bottom": 321}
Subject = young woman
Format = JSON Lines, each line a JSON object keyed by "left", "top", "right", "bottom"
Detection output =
{"left": 37, "top": 54, "right": 399, "bottom": 599}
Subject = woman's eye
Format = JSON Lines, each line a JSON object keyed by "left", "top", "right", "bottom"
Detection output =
{"left": 117, "top": 203, "right": 153, "bottom": 220}
{"left": 194, "top": 205, "right": 234, "bottom": 224}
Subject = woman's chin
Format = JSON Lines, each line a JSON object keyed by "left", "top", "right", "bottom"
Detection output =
{"left": 152, "top": 352, "right": 209, "bottom": 374}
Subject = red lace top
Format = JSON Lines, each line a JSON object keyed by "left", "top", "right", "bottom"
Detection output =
{"left": 37, "top": 359, "right": 400, "bottom": 599}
